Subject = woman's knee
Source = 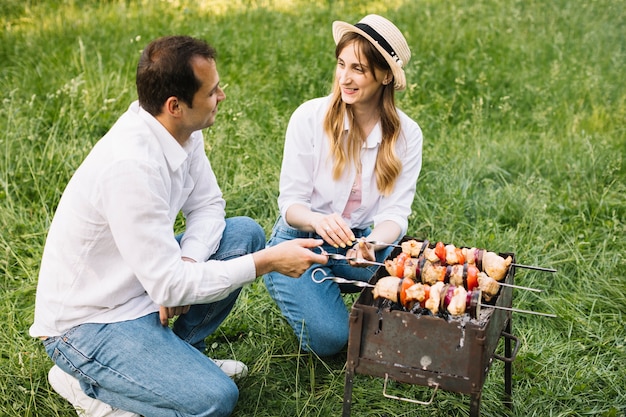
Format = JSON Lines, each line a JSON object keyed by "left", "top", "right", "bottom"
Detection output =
{"left": 303, "top": 325, "right": 348, "bottom": 357}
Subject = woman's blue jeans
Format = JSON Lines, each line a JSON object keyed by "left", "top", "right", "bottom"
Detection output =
{"left": 43, "top": 216, "right": 265, "bottom": 417}
{"left": 263, "top": 217, "right": 393, "bottom": 357}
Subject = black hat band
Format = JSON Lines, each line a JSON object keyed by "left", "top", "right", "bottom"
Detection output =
{"left": 354, "top": 22, "right": 401, "bottom": 65}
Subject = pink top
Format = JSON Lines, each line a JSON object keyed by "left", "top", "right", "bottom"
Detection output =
{"left": 342, "top": 173, "right": 362, "bottom": 220}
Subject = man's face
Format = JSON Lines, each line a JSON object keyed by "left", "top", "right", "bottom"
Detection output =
{"left": 180, "top": 56, "right": 226, "bottom": 131}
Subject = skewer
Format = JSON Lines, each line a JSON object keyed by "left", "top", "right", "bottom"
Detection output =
{"left": 359, "top": 240, "right": 556, "bottom": 273}
{"left": 361, "top": 240, "right": 402, "bottom": 248}
{"left": 315, "top": 249, "right": 386, "bottom": 266}
{"left": 498, "top": 281, "right": 543, "bottom": 293}
{"left": 311, "top": 268, "right": 375, "bottom": 288}
{"left": 512, "top": 263, "right": 557, "bottom": 273}
{"left": 468, "top": 290, "right": 557, "bottom": 318}
{"left": 480, "top": 304, "right": 557, "bottom": 318}
{"left": 327, "top": 253, "right": 386, "bottom": 266}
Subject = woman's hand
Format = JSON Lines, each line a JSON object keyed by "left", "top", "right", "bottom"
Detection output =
{"left": 284, "top": 205, "right": 355, "bottom": 248}
{"left": 347, "top": 239, "right": 376, "bottom": 267}
{"left": 312, "top": 213, "right": 355, "bottom": 248}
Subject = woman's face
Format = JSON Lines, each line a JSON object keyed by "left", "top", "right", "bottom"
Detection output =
{"left": 335, "top": 41, "right": 388, "bottom": 109}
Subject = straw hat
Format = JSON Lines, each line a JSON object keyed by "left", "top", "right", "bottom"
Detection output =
{"left": 332, "top": 14, "right": 411, "bottom": 91}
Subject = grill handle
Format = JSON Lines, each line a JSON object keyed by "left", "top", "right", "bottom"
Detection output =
{"left": 382, "top": 373, "right": 439, "bottom": 405}
{"left": 493, "top": 331, "right": 520, "bottom": 363}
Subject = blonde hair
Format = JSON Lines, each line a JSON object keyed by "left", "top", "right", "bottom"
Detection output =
{"left": 323, "top": 33, "right": 402, "bottom": 196}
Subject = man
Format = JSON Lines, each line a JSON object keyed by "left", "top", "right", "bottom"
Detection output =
{"left": 30, "top": 35, "right": 326, "bottom": 417}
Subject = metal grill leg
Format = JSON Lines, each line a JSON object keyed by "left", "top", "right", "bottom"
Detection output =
{"left": 343, "top": 308, "right": 362, "bottom": 417}
{"left": 504, "top": 319, "right": 513, "bottom": 410}
{"left": 469, "top": 392, "right": 481, "bottom": 417}
{"left": 342, "top": 368, "right": 354, "bottom": 417}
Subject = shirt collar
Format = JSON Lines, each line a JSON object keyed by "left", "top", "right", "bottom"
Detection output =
{"left": 342, "top": 110, "right": 382, "bottom": 149}
{"left": 131, "top": 101, "right": 190, "bottom": 171}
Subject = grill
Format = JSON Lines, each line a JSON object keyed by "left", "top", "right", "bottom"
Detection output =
{"left": 342, "top": 238, "right": 520, "bottom": 417}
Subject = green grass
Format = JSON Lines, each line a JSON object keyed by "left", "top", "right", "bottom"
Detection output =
{"left": 1, "top": 0, "right": 625, "bottom": 416}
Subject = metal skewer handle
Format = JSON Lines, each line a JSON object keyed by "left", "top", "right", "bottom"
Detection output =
{"left": 468, "top": 290, "right": 556, "bottom": 318}
{"left": 317, "top": 249, "right": 386, "bottom": 266}
{"left": 512, "top": 263, "right": 557, "bottom": 273}
{"left": 333, "top": 254, "right": 386, "bottom": 266}
{"left": 311, "top": 268, "right": 375, "bottom": 288}
{"left": 362, "top": 240, "right": 402, "bottom": 248}
{"left": 498, "top": 281, "right": 543, "bottom": 293}
{"left": 480, "top": 304, "right": 557, "bottom": 318}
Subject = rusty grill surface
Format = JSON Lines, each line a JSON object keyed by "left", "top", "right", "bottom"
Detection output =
{"left": 343, "top": 239, "right": 518, "bottom": 416}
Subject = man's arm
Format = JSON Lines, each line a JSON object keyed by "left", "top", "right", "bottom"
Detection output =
{"left": 252, "top": 238, "right": 327, "bottom": 277}
{"left": 159, "top": 239, "right": 327, "bottom": 325}
{"left": 179, "top": 132, "right": 226, "bottom": 261}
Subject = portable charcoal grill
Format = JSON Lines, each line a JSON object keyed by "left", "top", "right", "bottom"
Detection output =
{"left": 342, "top": 238, "right": 520, "bottom": 417}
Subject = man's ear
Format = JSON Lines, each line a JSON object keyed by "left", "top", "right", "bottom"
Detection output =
{"left": 164, "top": 97, "right": 181, "bottom": 116}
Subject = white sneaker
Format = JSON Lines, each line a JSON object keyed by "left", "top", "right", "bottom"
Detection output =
{"left": 48, "top": 365, "right": 140, "bottom": 417}
{"left": 212, "top": 359, "right": 248, "bottom": 379}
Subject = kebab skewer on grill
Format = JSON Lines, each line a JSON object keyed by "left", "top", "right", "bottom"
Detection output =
{"left": 373, "top": 278, "right": 472, "bottom": 316}
{"left": 392, "top": 240, "right": 546, "bottom": 290}
{"left": 400, "top": 239, "right": 556, "bottom": 277}
{"left": 443, "top": 286, "right": 557, "bottom": 318}
{"left": 383, "top": 249, "right": 540, "bottom": 303}
{"left": 400, "top": 240, "right": 512, "bottom": 280}
{"left": 373, "top": 277, "right": 557, "bottom": 318}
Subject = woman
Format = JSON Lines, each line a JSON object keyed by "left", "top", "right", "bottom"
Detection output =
{"left": 264, "top": 15, "right": 423, "bottom": 356}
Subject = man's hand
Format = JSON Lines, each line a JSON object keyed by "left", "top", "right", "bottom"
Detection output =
{"left": 253, "top": 238, "right": 328, "bottom": 277}
{"left": 159, "top": 305, "right": 191, "bottom": 326}
{"left": 159, "top": 256, "right": 195, "bottom": 326}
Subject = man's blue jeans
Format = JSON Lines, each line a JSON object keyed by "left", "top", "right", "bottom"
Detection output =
{"left": 263, "top": 217, "right": 393, "bottom": 357}
{"left": 43, "top": 216, "right": 265, "bottom": 417}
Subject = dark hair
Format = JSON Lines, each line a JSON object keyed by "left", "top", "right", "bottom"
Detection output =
{"left": 136, "top": 36, "right": 217, "bottom": 116}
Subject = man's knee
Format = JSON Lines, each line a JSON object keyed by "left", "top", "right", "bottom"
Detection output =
{"left": 228, "top": 216, "right": 265, "bottom": 252}
{"left": 245, "top": 217, "right": 266, "bottom": 251}
{"left": 180, "top": 378, "right": 239, "bottom": 417}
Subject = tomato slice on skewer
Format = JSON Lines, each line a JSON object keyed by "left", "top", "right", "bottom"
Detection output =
{"left": 466, "top": 264, "right": 478, "bottom": 291}
{"left": 434, "top": 241, "right": 446, "bottom": 263}
{"left": 455, "top": 248, "right": 466, "bottom": 265}
{"left": 395, "top": 252, "right": 408, "bottom": 278}
{"left": 399, "top": 277, "right": 415, "bottom": 308}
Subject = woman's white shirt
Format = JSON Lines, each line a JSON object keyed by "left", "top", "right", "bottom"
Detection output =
{"left": 278, "top": 96, "right": 423, "bottom": 236}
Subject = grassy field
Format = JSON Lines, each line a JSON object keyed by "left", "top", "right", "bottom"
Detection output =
{"left": 1, "top": 0, "right": 625, "bottom": 416}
